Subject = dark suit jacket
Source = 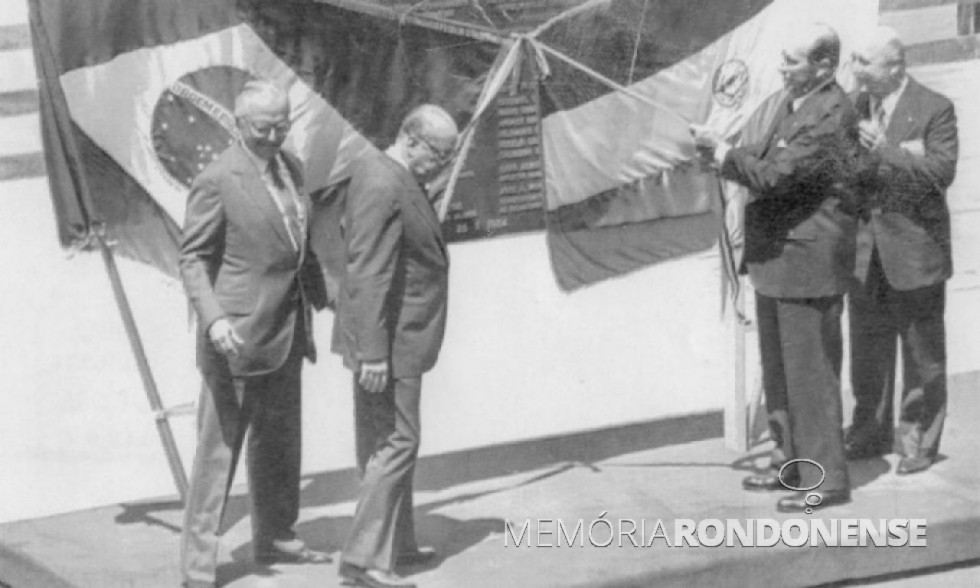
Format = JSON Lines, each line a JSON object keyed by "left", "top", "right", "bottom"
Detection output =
{"left": 331, "top": 151, "right": 450, "bottom": 378}
{"left": 853, "top": 77, "right": 958, "bottom": 290}
{"left": 180, "top": 142, "right": 328, "bottom": 377}
{"left": 722, "top": 80, "right": 864, "bottom": 298}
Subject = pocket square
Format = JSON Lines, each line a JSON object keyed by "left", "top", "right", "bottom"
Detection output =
{"left": 775, "top": 138, "right": 788, "bottom": 148}
{"left": 899, "top": 139, "right": 925, "bottom": 156}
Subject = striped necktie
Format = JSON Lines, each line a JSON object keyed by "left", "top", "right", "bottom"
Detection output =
{"left": 870, "top": 97, "right": 886, "bottom": 130}
{"left": 268, "top": 158, "right": 304, "bottom": 253}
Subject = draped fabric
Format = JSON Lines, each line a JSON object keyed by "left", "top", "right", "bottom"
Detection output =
{"left": 31, "top": 0, "right": 869, "bottom": 292}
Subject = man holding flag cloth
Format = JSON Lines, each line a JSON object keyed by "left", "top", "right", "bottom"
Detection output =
{"left": 691, "top": 23, "right": 868, "bottom": 512}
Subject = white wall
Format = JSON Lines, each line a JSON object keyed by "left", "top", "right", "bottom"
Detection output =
{"left": 314, "top": 235, "right": 728, "bottom": 467}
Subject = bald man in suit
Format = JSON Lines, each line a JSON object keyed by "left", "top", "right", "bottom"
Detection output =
{"left": 333, "top": 105, "right": 458, "bottom": 588}
{"left": 846, "top": 27, "right": 958, "bottom": 475}
{"left": 692, "top": 24, "right": 868, "bottom": 512}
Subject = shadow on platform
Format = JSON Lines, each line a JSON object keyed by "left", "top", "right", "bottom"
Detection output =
{"left": 129, "top": 409, "right": 724, "bottom": 542}
{"left": 2, "top": 375, "right": 979, "bottom": 587}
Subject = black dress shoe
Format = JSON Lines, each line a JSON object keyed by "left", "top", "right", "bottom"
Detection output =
{"left": 339, "top": 562, "right": 416, "bottom": 588}
{"left": 844, "top": 441, "right": 890, "bottom": 460}
{"left": 396, "top": 546, "right": 437, "bottom": 566}
{"left": 776, "top": 490, "right": 851, "bottom": 513}
{"left": 254, "top": 539, "right": 332, "bottom": 565}
{"left": 742, "top": 471, "right": 799, "bottom": 492}
{"left": 844, "top": 429, "right": 893, "bottom": 459}
{"left": 896, "top": 456, "right": 933, "bottom": 475}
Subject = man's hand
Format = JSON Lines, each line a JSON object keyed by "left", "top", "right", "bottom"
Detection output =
{"left": 689, "top": 123, "right": 730, "bottom": 169}
{"left": 358, "top": 360, "right": 390, "bottom": 394}
{"left": 689, "top": 123, "right": 723, "bottom": 151}
{"left": 858, "top": 119, "right": 886, "bottom": 151}
{"left": 208, "top": 318, "right": 243, "bottom": 357}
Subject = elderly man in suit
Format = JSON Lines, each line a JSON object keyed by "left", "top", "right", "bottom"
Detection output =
{"left": 179, "top": 80, "right": 330, "bottom": 588}
{"left": 692, "top": 23, "right": 867, "bottom": 512}
{"left": 332, "top": 105, "right": 458, "bottom": 588}
{"left": 845, "top": 26, "right": 958, "bottom": 475}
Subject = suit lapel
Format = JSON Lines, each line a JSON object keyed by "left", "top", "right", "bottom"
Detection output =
{"left": 405, "top": 180, "right": 447, "bottom": 259}
{"left": 763, "top": 79, "right": 837, "bottom": 157}
{"left": 413, "top": 196, "right": 447, "bottom": 257}
{"left": 280, "top": 150, "right": 307, "bottom": 204}
{"left": 382, "top": 155, "right": 448, "bottom": 260}
{"left": 885, "top": 79, "right": 919, "bottom": 143}
{"left": 784, "top": 80, "right": 837, "bottom": 134}
{"left": 228, "top": 143, "right": 294, "bottom": 252}
{"left": 759, "top": 80, "right": 835, "bottom": 156}
{"left": 760, "top": 95, "right": 793, "bottom": 156}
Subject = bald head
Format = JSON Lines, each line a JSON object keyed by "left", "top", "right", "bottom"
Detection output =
{"left": 852, "top": 26, "right": 906, "bottom": 97}
{"left": 394, "top": 104, "right": 459, "bottom": 183}
{"left": 859, "top": 26, "right": 905, "bottom": 65}
{"left": 779, "top": 23, "right": 840, "bottom": 97}
{"left": 399, "top": 104, "right": 459, "bottom": 146}
{"left": 801, "top": 22, "right": 841, "bottom": 68}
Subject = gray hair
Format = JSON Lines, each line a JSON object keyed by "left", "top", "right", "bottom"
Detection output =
{"left": 234, "top": 80, "right": 289, "bottom": 118}
{"left": 867, "top": 25, "right": 906, "bottom": 65}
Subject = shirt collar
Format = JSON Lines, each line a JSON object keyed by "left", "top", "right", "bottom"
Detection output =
{"left": 791, "top": 77, "right": 832, "bottom": 113}
{"left": 242, "top": 141, "right": 273, "bottom": 174}
{"left": 384, "top": 145, "right": 411, "bottom": 173}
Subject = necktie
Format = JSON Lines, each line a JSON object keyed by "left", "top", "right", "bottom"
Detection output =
{"left": 268, "top": 158, "right": 304, "bottom": 252}
{"left": 269, "top": 156, "right": 287, "bottom": 190}
{"left": 871, "top": 97, "right": 886, "bottom": 130}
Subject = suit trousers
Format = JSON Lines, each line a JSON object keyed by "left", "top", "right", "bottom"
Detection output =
{"left": 180, "top": 328, "right": 304, "bottom": 585}
{"left": 343, "top": 375, "right": 422, "bottom": 572}
{"left": 756, "top": 293, "right": 849, "bottom": 492}
{"left": 848, "top": 248, "right": 947, "bottom": 458}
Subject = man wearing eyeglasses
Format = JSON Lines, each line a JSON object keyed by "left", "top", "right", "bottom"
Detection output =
{"left": 332, "top": 104, "right": 458, "bottom": 588}
{"left": 178, "top": 80, "right": 330, "bottom": 588}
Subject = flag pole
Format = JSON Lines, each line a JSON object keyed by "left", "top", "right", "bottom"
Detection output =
{"left": 723, "top": 278, "right": 749, "bottom": 453}
{"left": 714, "top": 177, "right": 750, "bottom": 452}
{"left": 95, "top": 231, "right": 189, "bottom": 501}
{"left": 30, "top": 1, "right": 189, "bottom": 502}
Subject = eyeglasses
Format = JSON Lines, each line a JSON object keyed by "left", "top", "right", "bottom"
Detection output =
{"left": 411, "top": 133, "right": 455, "bottom": 164}
{"left": 242, "top": 117, "right": 291, "bottom": 138}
